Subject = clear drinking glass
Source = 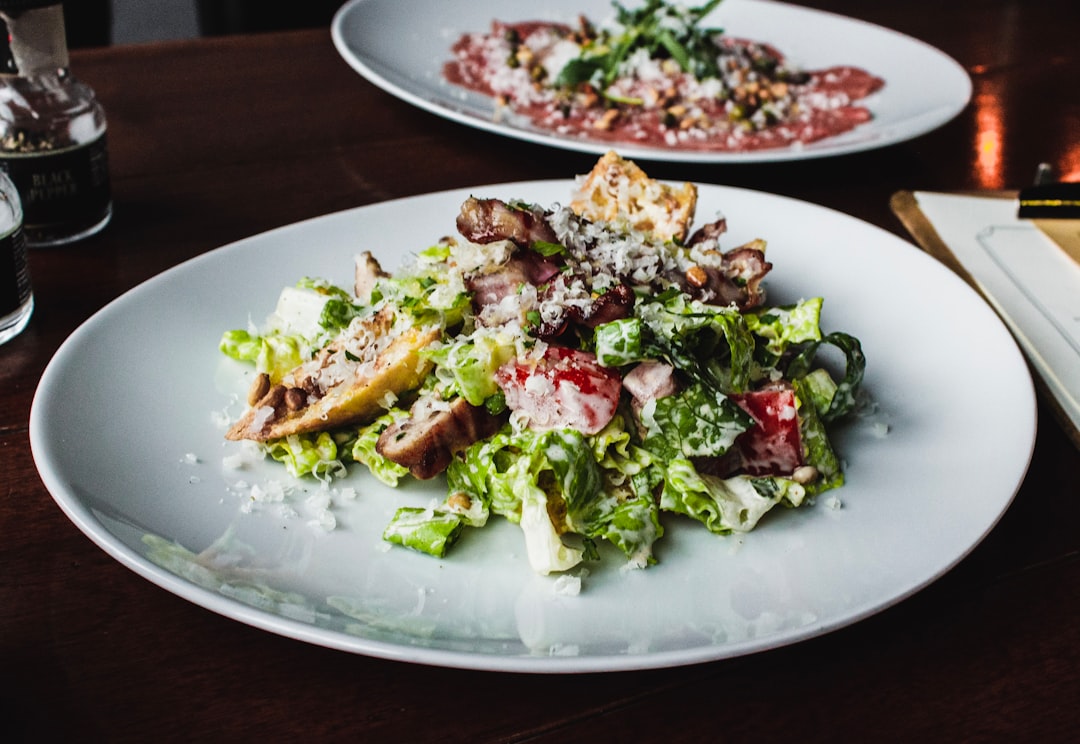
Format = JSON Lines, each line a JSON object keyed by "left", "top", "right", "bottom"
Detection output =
{"left": 0, "top": 168, "right": 31, "bottom": 344}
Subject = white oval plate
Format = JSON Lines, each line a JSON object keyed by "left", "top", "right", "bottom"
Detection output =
{"left": 331, "top": 0, "right": 971, "bottom": 163}
{"left": 31, "top": 180, "right": 1033, "bottom": 672}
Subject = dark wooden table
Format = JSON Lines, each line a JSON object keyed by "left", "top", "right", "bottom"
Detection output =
{"left": 3, "top": 2, "right": 1078, "bottom": 741}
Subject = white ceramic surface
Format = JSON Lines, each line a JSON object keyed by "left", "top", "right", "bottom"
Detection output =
{"left": 31, "top": 180, "right": 1034, "bottom": 672}
{"left": 330, "top": 0, "right": 972, "bottom": 163}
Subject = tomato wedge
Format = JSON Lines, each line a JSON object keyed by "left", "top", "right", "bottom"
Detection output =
{"left": 730, "top": 387, "right": 804, "bottom": 476}
{"left": 495, "top": 345, "right": 621, "bottom": 435}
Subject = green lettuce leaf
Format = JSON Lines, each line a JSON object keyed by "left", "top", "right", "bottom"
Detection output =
{"left": 793, "top": 378, "right": 844, "bottom": 494}
{"left": 264, "top": 432, "right": 344, "bottom": 479}
{"left": 383, "top": 507, "right": 465, "bottom": 558}
{"left": 633, "top": 293, "right": 756, "bottom": 392}
{"left": 799, "top": 367, "right": 838, "bottom": 416}
{"left": 447, "top": 423, "right": 666, "bottom": 572}
{"left": 427, "top": 330, "right": 517, "bottom": 406}
{"left": 640, "top": 382, "right": 752, "bottom": 460}
{"left": 378, "top": 271, "right": 469, "bottom": 328}
{"left": 745, "top": 297, "right": 823, "bottom": 359}
{"left": 586, "top": 490, "right": 663, "bottom": 567}
{"left": 660, "top": 458, "right": 803, "bottom": 534}
{"left": 447, "top": 428, "right": 525, "bottom": 522}
{"left": 351, "top": 409, "right": 411, "bottom": 486}
{"left": 785, "top": 331, "right": 866, "bottom": 421}
{"left": 519, "top": 481, "right": 587, "bottom": 574}
{"left": 219, "top": 329, "right": 307, "bottom": 384}
{"left": 594, "top": 317, "right": 648, "bottom": 367}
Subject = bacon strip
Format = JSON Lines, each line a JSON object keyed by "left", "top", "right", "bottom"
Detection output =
{"left": 376, "top": 397, "right": 505, "bottom": 480}
{"left": 534, "top": 281, "right": 635, "bottom": 340}
{"left": 456, "top": 197, "right": 558, "bottom": 247}
{"left": 680, "top": 245, "right": 771, "bottom": 310}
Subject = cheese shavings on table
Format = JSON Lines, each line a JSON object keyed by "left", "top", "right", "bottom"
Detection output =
{"left": 892, "top": 190, "right": 1080, "bottom": 448}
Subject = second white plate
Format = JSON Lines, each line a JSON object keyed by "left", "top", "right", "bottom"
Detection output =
{"left": 331, "top": 0, "right": 972, "bottom": 162}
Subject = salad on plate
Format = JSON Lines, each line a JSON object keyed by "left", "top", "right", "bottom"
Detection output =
{"left": 220, "top": 151, "right": 865, "bottom": 576}
{"left": 443, "top": 0, "right": 884, "bottom": 152}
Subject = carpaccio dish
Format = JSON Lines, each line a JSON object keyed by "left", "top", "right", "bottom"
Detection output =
{"left": 443, "top": 0, "right": 885, "bottom": 152}
{"left": 219, "top": 152, "right": 866, "bottom": 582}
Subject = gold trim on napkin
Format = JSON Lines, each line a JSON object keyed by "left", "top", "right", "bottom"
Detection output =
{"left": 891, "top": 190, "right": 1080, "bottom": 451}
{"left": 1033, "top": 219, "right": 1080, "bottom": 266}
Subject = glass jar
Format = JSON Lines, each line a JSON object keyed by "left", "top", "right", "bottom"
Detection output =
{"left": 0, "top": 168, "right": 30, "bottom": 344}
{"left": 0, "top": 1, "right": 112, "bottom": 247}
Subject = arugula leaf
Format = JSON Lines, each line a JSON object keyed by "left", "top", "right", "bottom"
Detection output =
{"left": 554, "top": 55, "right": 608, "bottom": 88}
{"left": 555, "top": 0, "right": 727, "bottom": 93}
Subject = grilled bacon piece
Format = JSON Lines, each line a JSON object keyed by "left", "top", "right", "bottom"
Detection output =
{"left": 718, "top": 246, "right": 771, "bottom": 310}
{"left": 685, "top": 217, "right": 728, "bottom": 247}
{"left": 534, "top": 281, "right": 635, "bottom": 339}
{"left": 376, "top": 396, "right": 505, "bottom": 480}
{"left": 680, "top": 244, "right": 771, "bottom": 311}
{"left": 579, "top": 282, "right": 635, "bottom": 327}
{"left": 456, "top": 196, "right": 558, "bottom": 248}
{"left": 623, "top": 360, "right": 677, "bottom": 411}
{"left": 465, "top": 251, "right": 562, "bottom": 311}
{"left": 354, "top": 250, "right": 388, "bottom": 304}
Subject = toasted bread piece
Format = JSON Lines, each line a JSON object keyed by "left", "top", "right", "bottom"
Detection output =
{"left": 570, "top": 151, "right": 697, "bottom": 242}
{"left": 226, "top": 318, "right": 439, "bottom": 442}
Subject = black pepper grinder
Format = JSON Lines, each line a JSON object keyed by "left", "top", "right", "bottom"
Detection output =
{"left": 0, "top": 0, "right": 111, "bottom": 247}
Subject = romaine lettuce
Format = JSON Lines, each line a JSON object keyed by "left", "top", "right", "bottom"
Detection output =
{"left": 352, "top": 409, "right": 411, "bottom": 486}
{"left": 426, "top": 329, "right": 517, "bottom": 406}
{"left": 793, "top": 379, "right": 844, "bottom": 494}
{"left": 660, "top": 458, "right": 803, "bottom": 534}
{"left": 600, "top": 292, "right": 756, "bottom": 392}
{"left": 383, "top": 507, "right": 464, "bottom": 558}
{"left": 519, "top": 483, "right": 586, "bottom": 574}
{"left": 745, "top": 297, "right": 823, "bottom": 358}
{"left": 785, "top": 331, "right": 866, "bottom": 421}
{"left": 639, "top": 382, "right": 751, "bottom": 460}
{"left": 264, "top": 432, "right": 344, "bottom": 479}
{"left": 219, "top": 329, "right": 307, "bottom": 385}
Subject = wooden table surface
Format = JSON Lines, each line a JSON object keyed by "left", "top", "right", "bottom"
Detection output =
{"left": 3, "top": 2, "right": 1079, "bottom": 741}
